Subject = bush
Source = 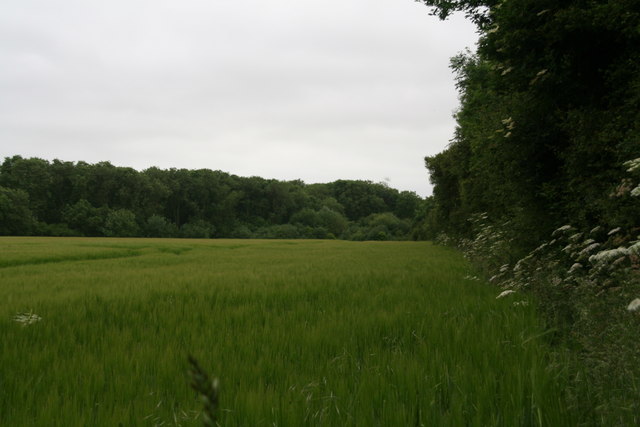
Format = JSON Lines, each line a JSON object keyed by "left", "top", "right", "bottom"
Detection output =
{"left": 102, "top": 209, "right": 140, "bottom": 237}
{"left": 180, "top": 220, "right": 214, "bottom": 239}
{"left": 33, "top": 222, "right": 76, "bottom": 237}
{"left": 254, "top": 224, "right": 301, "bottom": 239}
{"left": 0, "top": 186, "right": 34, "bottom": 235}
{"left": 144, "top": 215, "right": 178, "bottom": 238}
{"left": 443, "top": 213, "right": 640, "bottom": 423}
{"left": 228, "top": 225, "right": 253, "bottom": 239}
{"left": 61, "top": 200, "right": 107, "bottom": 236}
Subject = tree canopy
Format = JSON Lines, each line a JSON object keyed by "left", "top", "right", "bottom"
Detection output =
{"left": 417, "top": 0, "right": 640, "bottom": 249}
{"left": 0, "top": 155, "right": 425, "bottom": 241}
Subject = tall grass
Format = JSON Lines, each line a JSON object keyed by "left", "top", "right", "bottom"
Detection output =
{"left": 1, "top": 237, "right": 576, "bottom": 426}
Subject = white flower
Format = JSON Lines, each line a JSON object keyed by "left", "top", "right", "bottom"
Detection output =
{"left": 623, "top": 157, "right": 640, "bottom": 173}
{"left": 533, "top": 242, "right": 548, "bottom": 253}
{"left": 562, "top": 244, "right": 574, "bottom": 253}
{"left": 579, "top": 243, "right": 600, "bottom": 256}
{"left": 589, "top": 247, "right": 629, "bottom": 264}
{"left": 631, "top": 185, "right": 640, "bottom": 197}
{"left": 627, "top": 298, "right": 640, "bottom": 312}
{"left": 501, "top": 67, "right": 514, "bottom": 76}
{"left": 568, "top": 263, "right": 582, "bottom": 274}
{"left": 611, "top": 256, "right": 627, "bottom": 268}
{"left": 569, "top": 232, "right": 583, "bottom": 242}
{"left": 513, "top": 257, "right": 530, "bottom": 272}
{"left": 499, "top": 264, "right": 510, "bottom": 273}
{"left": 13, "top": 311, "right": 42, "bottom": 326}
{"left": 497, "top": 290, "right": 516, "bottom": 299}
{"left": 608, "top": 227, "right": 621, "bottom": 236}
{"left": 553, "top": 225, "right": 573, "bottom": 237}
{"left": 628, "top": 241, "right": 640, "bottom": 255}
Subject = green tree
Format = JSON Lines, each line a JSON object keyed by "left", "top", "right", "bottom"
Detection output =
{"left": 419, "top": 0, "right": 640, "bottom": 247}
{"left": 102, "top": 209, "right": 140, "bottom": 237}
{"left": 144, "top": 215, "right": 178, "bottom": 238}
{"left": 61, "top": 199, "right": 107, "bottom": 236}
{"left": 180, "top": 220, "right": 214, "bottom": 239}
{"left": 0, "top": 156, "right": 53, "bottom": 222}
{"left": 0, "top": 186, "right": 34, "bottom": 235}
{"left": 317, "top": 207, "right": 348, "bottom": 237}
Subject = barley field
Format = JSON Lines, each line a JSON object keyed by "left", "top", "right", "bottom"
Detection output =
{"left": 1, "top": 237, "right": 575, "bottom": 426}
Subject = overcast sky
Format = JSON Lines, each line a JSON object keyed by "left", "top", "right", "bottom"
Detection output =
{"left": 0, "top": 0, "right": 477, "bottom": 197}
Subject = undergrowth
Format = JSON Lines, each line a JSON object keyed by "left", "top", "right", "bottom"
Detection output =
{"left": 436, "top": 158, "right": 640, "bottom": 425}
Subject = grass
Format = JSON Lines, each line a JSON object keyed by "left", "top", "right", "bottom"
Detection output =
{"left": 0, "top": 237, "right": 577, "bottom": 426}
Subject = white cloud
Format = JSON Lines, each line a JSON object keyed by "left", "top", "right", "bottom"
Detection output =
{"left": 0, "top": 0, "right": 477, "bottom": 196}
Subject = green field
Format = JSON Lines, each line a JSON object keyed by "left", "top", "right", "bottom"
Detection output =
{"left": 1, "top": 237, "right": 575, "bottom": 426}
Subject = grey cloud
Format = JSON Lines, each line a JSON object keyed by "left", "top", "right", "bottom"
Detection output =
{"left": 0, "top": 0, "right": 477, "bottom": 197}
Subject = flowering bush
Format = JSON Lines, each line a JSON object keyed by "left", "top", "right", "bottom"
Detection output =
{"left": 456, "top": 213, "right": 520, "bottom": 276}
{"left": 433, "top": 158, "right": 640, "bottom": 421}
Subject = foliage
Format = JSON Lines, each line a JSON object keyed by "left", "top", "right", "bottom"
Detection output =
{"left": 418, "top": 0, "right": 640, "bottom": 248}
{"left": 0, "top": 186, "right": 34, "bottom": 236}
{"left": 144, "top": 215, "right": 178, "bottom": 238}
{"left": 102, "top": 209, "right": 140, "bottom": 238}
{"left": 180, "top": 220, "right": 215, "bottom": 239}
{"left": 0, "top": 155, "right": 426, "bottom": 241}
{"left": 419, "top": 0, "right": 640, "bottom": 419}
{"left": 470, "top": 221, "right": 640, "bottom": 424}
{"left": 187, "top": 355, "right": 219, "bottom": 427}
{"left": 61, "top": 199, "right": 107, "bottom": 236}
{"left": 436, "top": 158, "right": 640, "bottom": 423}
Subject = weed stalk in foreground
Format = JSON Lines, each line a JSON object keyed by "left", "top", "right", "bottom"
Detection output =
{"left": 188, "top": 355, "right": 219, "bottom": 427}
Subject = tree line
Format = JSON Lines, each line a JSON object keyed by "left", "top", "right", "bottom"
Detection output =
{"left": 0, "top": 155, "right": 428, "bottom": 240}
{"left": 417, "top": 0, "right": 640, "bottom": 254}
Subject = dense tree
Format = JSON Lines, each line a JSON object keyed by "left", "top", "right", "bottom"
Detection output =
{"left": 418, "top": 0, "right": 640, "bottom": 249}
{"left": 102, "top": 209, "right": 140, "bottom": 237}
{"left": 61, "top": 199, "right": 107, "bottom": 236}
{"left": 0, "top": 186, "right": 34, "bottom": 236}
{"left": 0, "top": 156, "right": 53, "bottom": 223}
{"left": 0, "top": 156, "right": 424, "bottom": 240}
{"left": 144, "top": 215, "right": 178, "bottom": 238}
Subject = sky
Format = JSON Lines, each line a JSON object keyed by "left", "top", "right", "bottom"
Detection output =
{"left": 0, "top": 0, "right": 478, "bottom": 197}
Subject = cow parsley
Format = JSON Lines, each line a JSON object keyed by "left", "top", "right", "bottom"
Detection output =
{"left": 579, "top": 243, "right": 600, "bottom": 256}
{"left": 496, "top": 290, "right": 516, "bottom": 299}
{"left": 627, "top": 298, "right": 640, "bottom": 312}
{"left": 552, "top": 225, "right": 573, "bottom": 237}
{"left": 623, "top": 157, "right": 640, "bottom": 173}
{"left": 568, "top": 263, "right": 583, "bottom": 274}
{"left": 13, "top": 311, "right": 42, "bottom": 326}
{"left": 589, "top": 247, "right": 629, "bottom": 264}
{"left": 608, "top": 227, "right": 621, "bottom": 236}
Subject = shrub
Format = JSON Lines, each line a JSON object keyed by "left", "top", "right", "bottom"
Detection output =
{"left": 102, "top": 209, "right": 140, "bottom": 237}
{"left": 144, "top": 215, "right": 178, "bottom": 238}
{"left": 180, "top": 220, "right": 214, "bottom": 239}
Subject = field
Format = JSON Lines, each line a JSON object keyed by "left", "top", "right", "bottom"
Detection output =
{"left": 1, "top": 237, "right": 575, "bottom": 426}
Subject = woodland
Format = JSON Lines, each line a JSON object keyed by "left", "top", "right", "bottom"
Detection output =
{"left": 0, "top": 155, "right": 424, "bottom": 240}
{"left": 418, "top": 0, "right": 639, "bottom": 248}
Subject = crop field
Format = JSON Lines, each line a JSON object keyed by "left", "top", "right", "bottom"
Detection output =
{"left": 1, "top": 237, "right": 576, "bottom": 426}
